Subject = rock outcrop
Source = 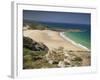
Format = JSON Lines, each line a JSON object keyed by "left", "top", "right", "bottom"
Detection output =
{"left": 23, "top": 36, "right": 49, "bottom": 52}
{"left": 46, "top": 47, "right": 84, "bottom": 67}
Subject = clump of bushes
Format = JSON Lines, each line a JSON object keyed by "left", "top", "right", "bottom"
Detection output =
{"left": 23, "top": 37, "right": 33, "bottom": 50}
{"left": 23, "top": 36, "right": 51, "bottom": 69}
{"left": 23, "top": 48, "right": 54, "bottom": 69}
{"left": 29, "top": 23, "right": 48, "bottom": 30}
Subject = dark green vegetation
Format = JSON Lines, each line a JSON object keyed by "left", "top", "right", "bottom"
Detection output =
{"left": 29, "top": 23, "right": 48, "bottom": 30}
{"left": 23, "top": 21, "right": 48, "bottom": 30}
{"left": 23, "top": 36, "right": 55, "bottom": 69}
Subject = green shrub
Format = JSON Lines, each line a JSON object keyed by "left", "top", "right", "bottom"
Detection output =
{"left": 31, "top": 59, "right": 54, "bottom": 68}
{"left": 24, "top": 55, "right": 32, "bottom": 61}
{"left": 32, "top": 51, "right": 47, "bottom": 56}
{"left": 23, "top": 61, "right": 33, "bottom": 69}
{"left": 23, "top": 37, "right": 33, "bottom": 49}
{"left": 29, "top": 23, "right": 48, "bottom": 30}
{"left": 23, "top": 48, "right": 33, "bottom": 56}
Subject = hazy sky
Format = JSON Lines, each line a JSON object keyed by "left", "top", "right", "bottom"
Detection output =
{"left": 23, "top": 10, "right": 90, "bottom": 25}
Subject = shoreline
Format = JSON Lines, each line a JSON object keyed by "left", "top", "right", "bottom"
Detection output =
{"left": 60, "top": 32, "right": 90, "bottom": 51}
{"left": 24, "top": 29, "right": 90, "bottom": 51}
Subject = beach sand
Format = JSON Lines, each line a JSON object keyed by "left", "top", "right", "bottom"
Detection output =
{"left": 24, "top": 30, "right": 88, "bottom": 51}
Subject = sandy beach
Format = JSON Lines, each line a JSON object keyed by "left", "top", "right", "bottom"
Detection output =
{"left": 24, "top": 30, "right": 89, "bottom": 51}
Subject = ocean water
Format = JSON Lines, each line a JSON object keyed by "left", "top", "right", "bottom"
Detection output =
{"left": 40, "top": 22, "right": 90, "bottom": 30}
{"left": 38, "top": 22, "right": 91, "bottom": 49}
{"left": 64, "top": 30, "right": 91, "bottom": 49}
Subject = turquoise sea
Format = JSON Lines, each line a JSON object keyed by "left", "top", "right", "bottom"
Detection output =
{"left": 64, "top": 30, "right": 91, "bottom": 49}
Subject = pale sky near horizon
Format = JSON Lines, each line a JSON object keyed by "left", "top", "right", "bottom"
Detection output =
{"left": 23, "top": 10, "right": 90, "bottom": 25}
